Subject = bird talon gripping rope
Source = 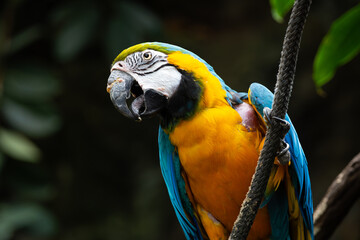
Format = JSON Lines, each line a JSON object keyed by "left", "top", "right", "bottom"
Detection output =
{"left": 263, "top": 107, "right": 291, "bottom": 165}
{"left": 277, "top": 141, "right": 291, "bottom": 165}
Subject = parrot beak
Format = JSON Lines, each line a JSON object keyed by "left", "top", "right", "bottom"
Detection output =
{"left": 107, "top": 70, "right": 167, "bottom": 121}
{"left": 107, "top": 70, "right": 136, "bottom": 120}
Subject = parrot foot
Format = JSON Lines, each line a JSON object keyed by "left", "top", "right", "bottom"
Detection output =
{"left": 277, "top": 141, "right": 290, "bottom": 165}
{"left": 263, "top": 107, "right": 291, "bottom": 165}
{"left": 263, "top": 107, "right": 290, "bottom": 130}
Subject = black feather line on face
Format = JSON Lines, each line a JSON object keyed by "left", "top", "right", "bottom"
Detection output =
{"left": 133, "top": 63, "right": 173, "bottom": 76}
{"left": 159, "top": 69, "right": 202, "bottom": 131}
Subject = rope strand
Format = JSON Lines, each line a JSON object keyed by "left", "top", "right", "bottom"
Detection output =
{"left": 228, "top": 0, "right": 312, "bottom": 239}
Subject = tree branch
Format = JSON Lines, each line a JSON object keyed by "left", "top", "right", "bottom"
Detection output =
{"left": 314, "top": 152, "right": 360, "bottom": 240}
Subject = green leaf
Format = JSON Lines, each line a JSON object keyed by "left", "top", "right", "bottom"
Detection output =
{"left": 121, "top": 2, "right": 161, "bottom": 32}
{"left": 105, "top": 16, "right": 141, "bottom": 58}
{"left": 270, "top": 0, "right": 294, "bottom": 23}
{"left": 8, "top": 25, "right": 43, "bottom": 54}
{"left": 0, "top": 203, "right": 56, "bottom": 239}
{"left": 4, "top": 65, "right": 60, "bottom": 102}
{"left": 14, "top": 183, "right": 56, "bottom": 201}
{"left": 105, "top": 2, "right": 161, "bottom": 58}
{"left": 0, "top": 128, "right": 41, "bottom": 163}
{"left": 313, "top": 4, "right": 360, "bottom": 88}
{"left": 53, "top": 6, "right": 99, "bottom": 61}
{"left": 1, "top": 99, "right": 61, "bottom": 138}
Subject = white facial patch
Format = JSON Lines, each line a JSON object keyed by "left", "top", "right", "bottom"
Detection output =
{"left": 132, "top": 65, "right": 182, "bottom": 97}
{"left": 118, "top": 50, "right": 182, "bottom": 98}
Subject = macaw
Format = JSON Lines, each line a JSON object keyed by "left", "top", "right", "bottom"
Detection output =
{"left": 106, "top": 42, "right": 313, "bottom": 240}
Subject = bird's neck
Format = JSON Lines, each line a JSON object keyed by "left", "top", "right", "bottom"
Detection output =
{"left": 159, "top": 52, "right": 229, "bottom": 132}
{"left": 159, "top": 75, "right": 229, "bottom": 133}
{"left": 159, "top": 70, "right": 202, "bottom": 131}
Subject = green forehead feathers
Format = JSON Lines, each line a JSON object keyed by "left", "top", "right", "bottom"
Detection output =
{"left": 113, "top": 43, "right": 173, "bottom": 64}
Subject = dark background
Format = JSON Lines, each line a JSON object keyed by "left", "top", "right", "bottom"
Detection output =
{"left": 0, "top": 0, "right": 359, "bottom": 239}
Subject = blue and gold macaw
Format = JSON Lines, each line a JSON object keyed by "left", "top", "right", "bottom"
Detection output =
{"left": 106, "top": 42, "right": 313, "bottom": 240}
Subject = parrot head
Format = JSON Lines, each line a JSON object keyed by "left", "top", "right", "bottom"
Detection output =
{"left": 107, "top": 42, "right": 238, "bottom": 129}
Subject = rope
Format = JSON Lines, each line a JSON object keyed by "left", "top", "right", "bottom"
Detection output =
{"left": 228, "top": 0, "right": 312, "bottom": 239}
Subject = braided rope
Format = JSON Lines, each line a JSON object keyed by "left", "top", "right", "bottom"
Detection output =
{"left": 228, "top": 0, "right": 312, "bottom": 239}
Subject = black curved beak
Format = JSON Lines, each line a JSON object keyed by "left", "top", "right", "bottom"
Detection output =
{"left": 107, "top": 70, "right": 167, "bottom": 121}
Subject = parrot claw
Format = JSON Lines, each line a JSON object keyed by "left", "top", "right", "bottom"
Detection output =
{"left": 263, "top": 107, "right": 291, "bottom": 165}
{"left": 262, "top": 107, "right": 290, "bottom": 131}
{"left": 277, "top": 141, "right": 290, "bottom": 165}
{"left": 263, "top": 107, "right": 273, "bottom": 127}
{"left": 263, "top": 107, "right": 290, "bottom": 130}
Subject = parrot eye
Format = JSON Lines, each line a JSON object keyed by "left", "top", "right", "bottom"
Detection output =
{"left": 142, "top": 51, "right": 152, "bottom": 60}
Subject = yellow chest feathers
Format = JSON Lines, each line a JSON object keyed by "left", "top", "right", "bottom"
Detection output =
{"left": 169, "top": 105, "right": 263, "bottom": 175}
{"left": 168, "top": 103, "right": 266, "bottom": 234}
{"left": 166, "top": 52, "right": 270, "bottom": 236}
{"left": 167, "top": 51, "right": 263, "bottom": 175}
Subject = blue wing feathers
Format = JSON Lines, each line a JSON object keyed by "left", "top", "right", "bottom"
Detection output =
{"left": 268, "top": 184, "right": 290, "bottom": 240}
{"left": 248, "top": 83, "right": 314, "bottom": 239}
{"left": 158, "top": 128, "right": 203, "bottom": 240}
{"left": 158, "top": 82, "right": 313, "bottom": 239}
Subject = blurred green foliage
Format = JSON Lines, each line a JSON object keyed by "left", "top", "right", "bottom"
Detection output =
{"left": 0, "top": 0, "right": 162, "bottom": 239}
{"left": 0, "top": 203, "right": 56, "bottom": 239}
{"left": 3, "top": 66, "right": 61, "bottom": 138}
{"left": 313, "top": 3, "right": 360, "bottom": 89}
{"left": 271, "top": 1, "right": 360, "bottom": 90}
{"left": 0, "top": 0, "right": 60, "bottom": 237}
{"left": 0, "top": 0, "right": 359, "bottom": 240}
{"left": 0, "top": 128, "right": 40, "bottom": 163}
{"left": 269, "top": 0, "right": 295, "bottom": 23}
